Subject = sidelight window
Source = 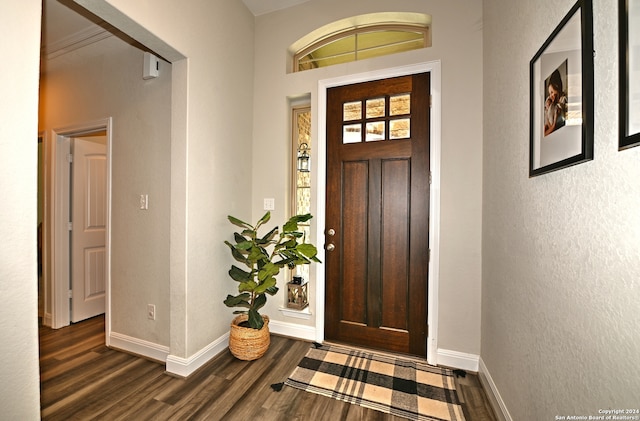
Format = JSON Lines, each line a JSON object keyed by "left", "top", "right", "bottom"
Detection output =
{"left": 291, "top": 105, "right": 312, "bottom": 283}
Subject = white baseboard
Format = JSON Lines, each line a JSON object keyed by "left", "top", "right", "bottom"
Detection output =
{"left": 42, "top": 312, "right": 52, "bottom": 327}
{"left": 478, "top": 357, "right": 512, "bottom": 421}
{"left": 161, "top": 320, "right": 316, "bottom": 378}
{"left": 109, "top": 331, "right": 170, "bottom": 363}
{"left": 436, "top": 348, "right": 479, "bottom": 372}
{"left": 269, "top": 319, "right": 316, "bottom": 341}
{"left": 165, "top": 332, "right": 229, "bottom": 378}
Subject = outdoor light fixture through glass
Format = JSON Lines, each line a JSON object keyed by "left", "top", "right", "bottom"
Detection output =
{"left": 297, "top": 142, "right": 310, "bottom": 172}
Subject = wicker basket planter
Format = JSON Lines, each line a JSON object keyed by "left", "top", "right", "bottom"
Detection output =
{"left": 229, "top": 314, "right": 270, "bottom": 360}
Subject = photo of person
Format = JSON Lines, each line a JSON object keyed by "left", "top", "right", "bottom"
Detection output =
{"left": 543, "top": 60, "right": 568, "bottom": 137}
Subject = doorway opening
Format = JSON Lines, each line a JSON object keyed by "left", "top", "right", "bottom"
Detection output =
{"left": 324, "top": 73, "right": 431, "bottom": 357}
{"left": 314, "top": 62, "right": 442, "bottom": 364}
{"left": 38, "top": 134, "right": 45, "bottom": 321}
{"left": 51, "top": 120, "right": 112, "bottom": 330}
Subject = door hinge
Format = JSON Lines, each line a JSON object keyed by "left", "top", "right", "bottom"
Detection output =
{"left": 68, "top": 290, "right": 73, "bottom": 299}
{"left": 67, "top": 222, "right": 73, "bottom": 231}
{"left": 429, "top": 95, "right": 432, "bottom": 108}
{"left": 66, "top": 153, "right": 73, "bottom": 163}
{"left": 429, "top": 172, "right": 432, "bottom": 185}
{"left": 428, "top": 249, "right": 431, "bottom": 262}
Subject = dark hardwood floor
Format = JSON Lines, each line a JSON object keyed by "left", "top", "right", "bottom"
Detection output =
{"left": 39, "top": 315, "right": 497, "bottom": 420}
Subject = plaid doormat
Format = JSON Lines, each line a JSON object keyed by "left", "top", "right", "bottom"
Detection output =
{"left": 284, "top": 344, "right": 465, "bottom": 421}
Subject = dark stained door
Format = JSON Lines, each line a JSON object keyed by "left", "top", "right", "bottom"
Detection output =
{"left": 325, "top": 73, "right": 430, "bottom": 357}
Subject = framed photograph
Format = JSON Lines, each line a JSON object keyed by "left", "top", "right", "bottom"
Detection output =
{"left": 530, "top": 0, "right": 594, "bottom": 177}
{"left": 620, "top": 0, "right": 640, "bottom": 149}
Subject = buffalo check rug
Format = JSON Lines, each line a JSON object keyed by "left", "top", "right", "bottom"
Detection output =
{"left": 284, "top": 344, "right": 466, "bottom": 421}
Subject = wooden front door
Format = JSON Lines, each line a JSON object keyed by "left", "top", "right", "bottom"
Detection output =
{"left": 325, "top": 73, "right": 430, "bottom": 357}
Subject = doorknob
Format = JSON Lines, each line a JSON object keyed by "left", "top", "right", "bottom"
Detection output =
{"left": 327, "top": 228, "right": 335, "bottom": 236}
{"left": 326, "top": 243, "right": 335, "bottom": 251}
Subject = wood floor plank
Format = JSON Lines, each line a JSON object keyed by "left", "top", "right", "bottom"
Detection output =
{"left": 61, "top": 360, "right": 166, "bottom": 420}
{"left": 104, "top": 374, "right": 174, "bottom": 421}
{"left": 42, "top": 356, "right": 150, "bottom": 418}
{"left": 40, "top": 316, "right": 497, "bottom": 421}
{"left": 39, "top": 349, "right": 103, "bottom": 382}
{"left": 40, "top": 350, "right": 133, "bottom": 408}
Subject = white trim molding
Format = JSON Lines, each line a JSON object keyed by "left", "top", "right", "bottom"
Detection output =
{"left": 51, "top": 118, "right": 113, "bottom": 330}
{"left": 436, "top": 348, "right": 479, "bottom": 372}
{"left": 478, "top": 357, "right": 513, "bottom": 421}
{"left": 163, "top": 321, "right": 315, "bottom": 378}
{"left": 278, "top": 306, "right": 312, "bottom": 320}
{"left": 165, "top": 333, "right": 230, "bottom": 378}
{"left": 270, "top": 319, "right": 316, "bottom": 342}
{"left": 43, "top": 26, "right": 112, "bottom": 60}
{"left": 109, "top": 332, "right": 170, "bottom": 363}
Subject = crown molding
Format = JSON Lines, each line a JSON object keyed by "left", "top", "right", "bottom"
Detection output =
{"left": 42, "top": 25, "right": 112, "bottom": 60}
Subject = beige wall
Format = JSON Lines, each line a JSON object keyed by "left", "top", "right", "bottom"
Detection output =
{"left": 482, "top": 0, "right": 640, "bottom": 417}
{"left": 253, "top": 0, "right": 484, "bottom": 356}
{"left": 39, "top": 36, "right": 172, "bottom": 346}
{"left": 78, "top": 0, "right": 257, "bottom": 358}
{"left": 0, "top": 1, "right": 42, "bottom": 418}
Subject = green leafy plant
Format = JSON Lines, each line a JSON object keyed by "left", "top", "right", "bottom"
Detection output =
{"left": 224, "top": 211, "right": 321, "bottom": 329}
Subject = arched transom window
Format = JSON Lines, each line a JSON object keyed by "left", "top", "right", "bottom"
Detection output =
{"left": 290, "top": 12, "right": 432, "bottom": 72}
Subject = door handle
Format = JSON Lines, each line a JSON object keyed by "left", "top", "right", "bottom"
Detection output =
{"left": 326, "top": 243, "right": 335, "bottom": 251}
{"left": 327, "top": 228, "right": 335, "bottom": 236}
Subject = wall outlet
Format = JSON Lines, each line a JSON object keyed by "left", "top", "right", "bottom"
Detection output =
{"left": 147, "top": 304, "right": 155, "bottom": 320}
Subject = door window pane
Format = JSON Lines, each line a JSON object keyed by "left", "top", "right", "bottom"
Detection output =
{"left": 343, "top": 101, "right": 362, "bottom": 121}
{"left": 390, "top": 119, "right": 410, "bottom": 139}
{"left": 366, "top": 98, "right": 386, "bottom": 118}
{"left": 343, "top": 124, "right": 362, "bottom": 143}
{"left": 366, "top": 121, "right": 385, "bottom": 142}
{"left": 390, "top": 94, "right": 410, "bottom": 116}
{"left": 342, "top": 93, "right": 412, "bottom": 143}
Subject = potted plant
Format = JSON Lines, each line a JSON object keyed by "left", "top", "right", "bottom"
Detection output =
{"left": 224, "top": 211, "right": 320, "bottom": 360}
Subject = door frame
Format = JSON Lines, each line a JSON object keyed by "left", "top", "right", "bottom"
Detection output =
{"left": 39, "top": 130, "right": 51, "bottom": 326}
{"left": 314, "top": 62, "right": 441, "bottom": 364}
{"left": 51, "top": 118, "right": 112, "bottom": 340}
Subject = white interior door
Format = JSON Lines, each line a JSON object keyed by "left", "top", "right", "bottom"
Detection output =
{"left": 71, "top": 135, "right": 107, "bottom": 322}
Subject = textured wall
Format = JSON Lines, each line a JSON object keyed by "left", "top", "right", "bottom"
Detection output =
{"left": 483, "top": 0, "right": 640, "bottom": 417}
{"left": 99, "top": 0, "right": 256, "bottom": 358}
{"left": 0, "top": 1, "right": 43, "bottom": 419}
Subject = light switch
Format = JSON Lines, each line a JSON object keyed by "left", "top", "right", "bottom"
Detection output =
{"left": 139, "top": 194, "right": 149, "bottom": 210}
{"left": 263, "top": 198, "right": 275, "bottom": 211}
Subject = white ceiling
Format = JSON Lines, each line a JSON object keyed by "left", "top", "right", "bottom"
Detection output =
{"left": 241, "top": 0, "right": 310, "bottom": 16}
{"left": 42, "top": 0, "right": 310, "bottom": 57}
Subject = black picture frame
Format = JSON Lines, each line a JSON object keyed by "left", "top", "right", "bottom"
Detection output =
{"left": 619, "top": 0, "right": 640, "bottom": 150}
{"left": 529, "top": 0, "right": 594, "bottom": 177}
